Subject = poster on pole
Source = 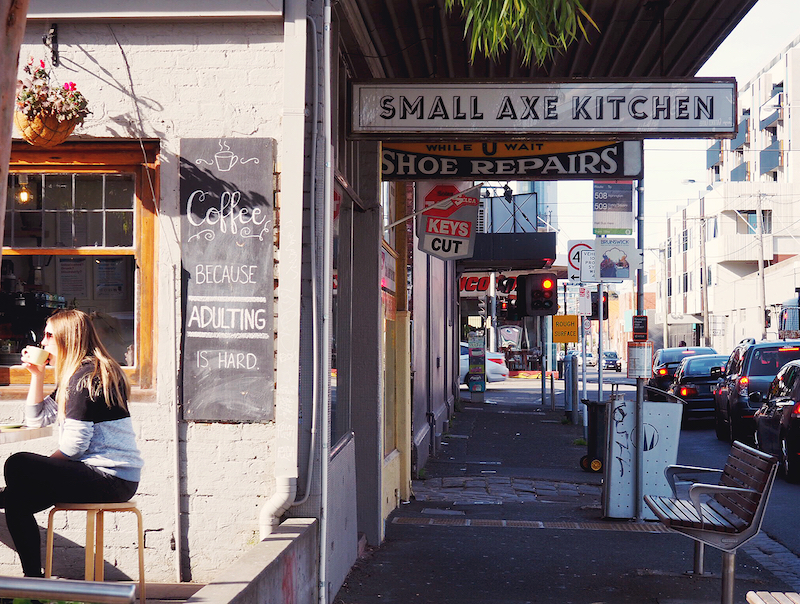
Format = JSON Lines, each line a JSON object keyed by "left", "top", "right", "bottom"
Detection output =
{"left": 593, "top": 181, "right": 634, "bottom": 235}
{"left": 568, "top": 238, "right": 642, "bottom": 282}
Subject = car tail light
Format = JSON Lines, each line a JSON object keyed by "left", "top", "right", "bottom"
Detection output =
{"left": 738, "top": 375, "right": 749, "bottom": 396}
{"left": 489, "top": 358, "right": 504, "bottom": 365}
{"left": 791, "top": 402, "right": 800, "bottom": 418}
{"left": 779, "top": 347, "right": 800, "bottom": 352}
{"left": 658, "top": 368, "right": 668, "bottom": 376}
{"left": 679, "top": 386, "right": 697, "bottom": 397}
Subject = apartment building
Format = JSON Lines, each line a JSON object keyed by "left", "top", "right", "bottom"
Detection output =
{"left": 662, "top": 32, "right": 800, "bottom": 352}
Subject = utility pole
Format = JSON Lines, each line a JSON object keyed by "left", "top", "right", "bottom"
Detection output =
{"left": 757, "top": 193, "right": 767, "bottom": 341}
{"left": 700, "top": 198, "right": 710, "bottom": 346}
{"left": 661, "top": 247, "right": 669, "bottom": 348}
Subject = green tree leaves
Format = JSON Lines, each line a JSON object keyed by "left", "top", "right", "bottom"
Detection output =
{"left": 445, "top": 0, "right": 598, "bottom": 66}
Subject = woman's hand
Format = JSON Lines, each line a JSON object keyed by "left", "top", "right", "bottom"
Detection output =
{"left": 20, "top": 347, "right": 46, "bottom": 377}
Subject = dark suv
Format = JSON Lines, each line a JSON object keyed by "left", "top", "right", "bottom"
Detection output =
{"left": 714, "top": 339, "right": 800, "bottom": 443}
{"left": 647, "top": 346, "right": 717, "bottom": 401}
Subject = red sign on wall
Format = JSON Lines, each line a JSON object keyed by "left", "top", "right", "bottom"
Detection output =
{"left": 415, "top": 181, "right": 480, "bottom": 260}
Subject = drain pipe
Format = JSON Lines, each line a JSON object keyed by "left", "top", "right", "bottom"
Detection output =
{"left": 292, "top": 12, "right": 321, "bottom": 511}
{"left": 319, "top": 2, "right": 334, "bottom": 599}
{"left": 260, "top": 0, "right": 307, "bottom": 538}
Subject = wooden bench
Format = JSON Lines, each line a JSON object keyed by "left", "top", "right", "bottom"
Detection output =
{"left": 644, "top": 441, "right": 778, "bottom": 604}
{"left": 747, "top": 592, "right": 800, "bottom": 604}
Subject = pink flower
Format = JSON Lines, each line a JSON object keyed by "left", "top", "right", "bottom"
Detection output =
{"left": 39, "top": 60, "right": 45, "bottom": 69}
{"left": 64, "top": 82, "right": 77, "bottom": 91}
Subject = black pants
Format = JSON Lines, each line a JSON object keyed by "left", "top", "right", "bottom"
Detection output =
{"left": 2, "top": 452, "right": 138, "bottom": 577}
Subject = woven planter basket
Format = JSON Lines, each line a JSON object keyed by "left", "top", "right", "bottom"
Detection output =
{"left": 14, "top": 111, "right": 77, "bottom": 147}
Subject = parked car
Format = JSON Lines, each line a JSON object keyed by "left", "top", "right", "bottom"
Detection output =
{"left": 714, "top": 339, "right": 800, "bottom": 443}
{"left": 753, "top": 359, "right": 800, "bottom": 482}
{"left": 459, "top": 343, "right": 509, "bottom": 384}
{"left": 647, "top": 346, "right": 717, "bottom": 401}
{"left": 576, "top": 352, "right": 596, "bottom": 367}
{"left": 602, "top": 351, "right": 622, "bottom": 372}
{"left": 666, "top": 354, "right": 728, "bottom": 423}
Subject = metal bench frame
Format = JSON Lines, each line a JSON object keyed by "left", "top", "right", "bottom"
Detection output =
{"left": 644, "top": 441, "right": 778, "bottom": 604}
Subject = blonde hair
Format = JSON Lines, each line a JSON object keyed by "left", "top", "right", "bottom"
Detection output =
{"left": 48, "top": 309, "right": 130, "bottom": 420}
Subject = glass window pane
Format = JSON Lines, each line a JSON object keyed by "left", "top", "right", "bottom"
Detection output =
{"left": 41, "top": 212, "right": 58, "bottom": 247}
{"left": 106, "top": 174, "right": 135, "bottom": 209}
{"left": 3, "top": 211, "right": 11, "bottom": 244}
{"left": 8, "top": 175, "right": 42, "bottom": 212}
{"left": 12, "top": 211, "right": 42, "bottom": 247}
{"left": 56, "top": 211, "right": 74, "bottom": 247}
{"left": 43, "top": 175, "right": 72, "bottom": 210}
{"left": 75, "top": 174, "right": 103, "bottom": 210}
{"left": 106, "top": 211, "right": 134, "bottom": 247}
{"left": 73, "top": 211, "right": 103, "bottom": 247}
{"left": 0, "top": 254, "right": 135, "bottom": 367}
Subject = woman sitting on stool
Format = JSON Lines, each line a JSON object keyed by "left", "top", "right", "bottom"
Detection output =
{"left": 1, "top": 309, "right": 143, "bottom": 578}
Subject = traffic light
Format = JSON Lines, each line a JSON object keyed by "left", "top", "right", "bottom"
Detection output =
{"left": 497, "top": 299, "right": 509, "bottom": 319}
{"left": 590, "top": 291, "right": 608, "bottom": 320}
{"left": 507, "top": 299, "right": 519, "bottom": 320}
{"left": 517, "top": 273, "right": 557, "bottom": 316}
{"left": 765, "top": 309, "right": 772, "bottom": 329}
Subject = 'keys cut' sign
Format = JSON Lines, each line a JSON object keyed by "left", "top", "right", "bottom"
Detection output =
{"left": 415, "top": 181, "right": 480, "bottom": 260}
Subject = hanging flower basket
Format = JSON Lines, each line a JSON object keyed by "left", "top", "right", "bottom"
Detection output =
{"left": 14, "top": 111, "right": 78, "bottom": 147}
{"left": 14, "top": 57, "right": 90, "bottom": 148}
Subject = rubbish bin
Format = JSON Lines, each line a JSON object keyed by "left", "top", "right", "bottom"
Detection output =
{"left": 602, "top": 396, "right": 683, "bottom": 520}
{"left": 580, "top": 399, "right": 607, "bottom": 473}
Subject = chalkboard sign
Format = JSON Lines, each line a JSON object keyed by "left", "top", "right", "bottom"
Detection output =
{"left": 180, "top": 138, "right": 274, "bottom": 421}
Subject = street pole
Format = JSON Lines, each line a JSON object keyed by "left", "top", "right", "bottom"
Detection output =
{"left": 635, "top": 180, "right": 645, "bottom": 521}
{"left": 757, "top": 194, "right": 767, "bottom": 341}
{"left": 598, "top": 282, "right": 604, "bottom": 404}
{"left": 661, "top": 247, "right": 669, "bottom": 348}
{"left": 489, "top": 273, "right": 497, "bottom": 351}
{"left": 700, "top": 199, "right": 710, "bottom": 346}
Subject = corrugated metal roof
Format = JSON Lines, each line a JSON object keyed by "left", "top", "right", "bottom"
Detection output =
{"left": 336, "top": 0, "right": 758, "bottom": 80}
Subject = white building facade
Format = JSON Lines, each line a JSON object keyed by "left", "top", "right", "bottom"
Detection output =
{"left": 662, "top": 32, "right": 800, "bottom": 352}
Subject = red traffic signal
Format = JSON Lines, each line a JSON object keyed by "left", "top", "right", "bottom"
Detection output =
{"left": 519, "top": 272, "right": 558, "bottom": 316}
{"left": 590, "top": 291, "right": 608, "bottom": 320}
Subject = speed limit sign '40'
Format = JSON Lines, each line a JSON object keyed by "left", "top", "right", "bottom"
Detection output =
{"left": 567, "top": 238, "right": 642, "bottom": 282}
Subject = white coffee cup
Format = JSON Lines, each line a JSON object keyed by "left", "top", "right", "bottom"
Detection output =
{"left": 24, "top": 345, "right": 50, "bottom": 366}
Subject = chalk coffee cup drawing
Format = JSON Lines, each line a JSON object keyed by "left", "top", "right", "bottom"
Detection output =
{"left": 24, "top": 345, "right": 50, "bottom": 366}
{"left": 214, "top": 150, "right": 238, "bottom": 172}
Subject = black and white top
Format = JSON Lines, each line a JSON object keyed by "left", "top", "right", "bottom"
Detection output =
{"left": 25, "top": 359, "right": 144, "bottom": 483}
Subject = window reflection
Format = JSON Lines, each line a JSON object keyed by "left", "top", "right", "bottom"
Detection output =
{"left": 3, "top": 172, "right": 137, "bottom": 368}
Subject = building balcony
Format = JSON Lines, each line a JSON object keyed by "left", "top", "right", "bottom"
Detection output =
{"left": 760, "top": 139, "right": 782, "bottom": 174}
{"left": 706, "top": 233, "right": 773, "bottom": 263}
{"left": 730, "top": 161, "right": 749, "bottom": 181}
{"left": 730, "top": 118, "right": 749, "bottom": 150}
{"left": 706, "top": 141, "right": 722, "bottom": 169}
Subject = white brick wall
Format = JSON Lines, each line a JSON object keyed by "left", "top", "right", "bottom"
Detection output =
{"left": 7, "top": 18, "right": 286, "bottom": 583}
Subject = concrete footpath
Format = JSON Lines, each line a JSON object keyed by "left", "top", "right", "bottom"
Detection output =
{"left": 332, "top": 380, "right": 797, "bottom": 604}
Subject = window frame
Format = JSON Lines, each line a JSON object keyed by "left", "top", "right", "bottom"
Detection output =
{"left": 4, "top": 141, "right": 158, "bottom": 388}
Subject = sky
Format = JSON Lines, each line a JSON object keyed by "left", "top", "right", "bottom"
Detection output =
{"left": 554, "top": 0, "right": 800, "bottom": 251}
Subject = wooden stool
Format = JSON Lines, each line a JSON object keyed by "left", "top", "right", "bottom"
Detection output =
{"left": 45, "top": 501, "right": 145, "bottom": 604}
